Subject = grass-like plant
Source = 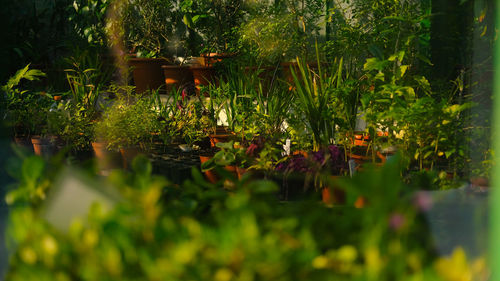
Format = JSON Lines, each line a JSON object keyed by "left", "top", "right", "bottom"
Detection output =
{"left": 94, "top": 91, "right": 160, "bottom": 150}
{"left": 290, "top": 46, "right": 345, "bottom": 151}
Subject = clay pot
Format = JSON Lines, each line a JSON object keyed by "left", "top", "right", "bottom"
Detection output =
{"left": 161, "top": 65, "right": 194, "bottom": 93}
{"left": 31, "top": 136, "right": 55, "bottom": 157}
{"left": 128, "top": 57, "right": 169, "bottom": 94}
{"left": 199, "top": 155, "right": 218, "bottom": 184}
{"left": 353, "top": 133, "right": 370, "bottom": 146}
{"left": 91, "top": 142, "right": 121, "bottom": 170}
{"left": 322, "top": 176, "right": 346, "bottom": 206}
{"left": 190, "top": 65, "right": 217, "bottom": 94}
{"left": 120, "top": 147, "right": 142, "bottom": 170}
{"left": 208, "top": 127, "right": 232, "bottom": 147}
{"left": 201, "top": 53, "right": 235, "bottom": 66}
{"left": 236, "top": 166, "right": 247, "bottom": 179}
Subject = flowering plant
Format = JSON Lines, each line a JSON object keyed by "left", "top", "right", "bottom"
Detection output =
{"left": 276, "top": 145, "right": 348, "bottom": 190}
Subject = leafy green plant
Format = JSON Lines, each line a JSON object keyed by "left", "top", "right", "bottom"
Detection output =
{"left": 94, "top": 92, "right": 161, "bottom": 150}
{"left": 362, "top": 52, "right": 474, "bottom": 172}
{"left": 325, "top": 0, "right": 429, "bottom": 76}
{"left": 1, "top": 65, "right": 52, "bottom": 137}
{"left": 68, "top": 0, "right": 111, "bottom": 47}
{"left": 245, "top": 75, "right": 291, "bottom": 141}
{"left": 239, "top": 0, "right": 324, "bottom": 63}
{"left": 201, "top": 141, "right": 246, "bottom": 171}
{"left": 181, "top": 0, "right": 245, "bottom": 55}
{"left": 64, "top": 51, "right": 109, "bottom": 114}
{"left": 290, "top": 50, "right": 346, "bottom": 151}
{"left": 6, "top": 152, "right": 489, "bottom": 281}
{"left": 120, "top": 0, "right": 184, "bottom": 58}
{"left": 49, "top": 101, "right": 94, "bottom": 151}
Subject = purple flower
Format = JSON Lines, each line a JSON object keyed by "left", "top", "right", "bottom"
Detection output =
{"left": 413, "top": 191, "right": 433, "bottom": 212}
{"left": 276, "top": 162, "right": 287, "bottom": 171}
{"left": 311, "top": 151, "right": 325, "bottom": 164}
{"left": 288, "top": 155, "right": 309, "bottom": 173}
{"left": 389, "top": 213, "right": 405, "bottom": 231}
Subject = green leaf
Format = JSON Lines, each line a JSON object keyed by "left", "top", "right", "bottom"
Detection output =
{"left": 22, "top": 156, "right": 44, "bottom": 185}
{"left": 183, "top": 14, "right": 193, "bottom": 28}
{"left": 364, "top": 58, "right": 387, "bottom": 71}
{"left": 423, "top": 150, "right": 433, "bottom": 159}
{"left": 445, "top": 149, "right": 455, "bottom": 158}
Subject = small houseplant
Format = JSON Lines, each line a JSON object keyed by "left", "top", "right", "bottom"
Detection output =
{"left": 94, "top": 88, "right": 161, "bottom": 168}
{"left": 275, "top": 145, "right": 348, "bottom": 201}
{"left": 2, "top": 65, "right": 47, "bottom": 140}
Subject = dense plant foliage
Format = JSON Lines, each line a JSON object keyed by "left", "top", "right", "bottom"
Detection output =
{"left": 0, "top": 0, "right": 493, "bottom": 279}
{"left": 3, "top": 155, "right": 488, "bottom": 280}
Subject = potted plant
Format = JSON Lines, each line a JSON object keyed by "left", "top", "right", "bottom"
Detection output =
{"left": 180, "top": 0, "right": 245, "bottom": 90}
{"left": 119, "top": 0, "right": 191, "bottom": 94}
{"left": 201, "top": 141, "right": 247, "bottom": 183}
{"left": 239, "top": 1, "right": 323, "bottom": 69}
{"left": 2, "top": 65, "right": 47, "bottom": 146}
{"left": 275, "top": 145, "right": 348, "bottom": 202}
{"left": 94, "top": 90, "right": 161, "bottom": 169}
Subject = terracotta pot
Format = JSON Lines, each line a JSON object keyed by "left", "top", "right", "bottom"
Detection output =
{"left": 31, "top": 136, "right": 54, "bottom": 157}
{"left": 322, "top": 176, "right": 346, "bottom": 206}
{"left": 353, "top": 133, "right": 370, "bottom": 146}
{"left": 199, "top": 155, "right": 218, "bottom": 184}
{"left": 91, "top": 142, "right": 121, "bottom": 170}
{"left": 128, "top": 57, "right": 169, "bottom": 94}
{"left": 236, "top": 166, "right": 247, "bottom": 179}
{"left": 190, "top": 65, "right": 217, "bottom": 95}
{"left": 208, "top": 127, "right": 232, "bottom": 147}
{"left": 201, "top": 53, "right": 235, "bottom": 66}
{"left": 161, "top": 65, "right": 194, "bottom": 93}
{"left": 120, "top": 147, "right": 142, "bottom": 170}
{"left": 91, "top": 142, "right": 107, "bottom": 159}
{"left": 209, "top": 134, "right": 232, "bottom": 147}
{"left": 354, "top": 196, "right": 366, "bottom": 208}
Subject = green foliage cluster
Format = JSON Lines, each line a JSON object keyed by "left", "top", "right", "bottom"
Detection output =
{"left": 1, "top": 65, "right": 53, "bottom": 137}
{"left": 94, "top": 93, "right": 161, "bottom": 150}
{"left": 120, "top": 0, "right": 183, "bottom": 58}
{"left": 239, "top": 0, "right": 325, "bottom": 63}
{"left": 68, "top": 0, "right": 111, "bottom": 47}
{"left": 362, "top": 51, "right": 473, "bottom": 171}
{"left": 4, "top": 155, "right": 488, "bottom": 281}
{"left": 181, "top": 0, "right": 246, "bottom": 55}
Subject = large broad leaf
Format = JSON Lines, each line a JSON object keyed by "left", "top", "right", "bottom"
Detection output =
{"left": 364, "top": 58, "right": 388, "bottom": 71}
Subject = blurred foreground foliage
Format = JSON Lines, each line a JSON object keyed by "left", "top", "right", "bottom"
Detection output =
{"left": 4, "top": 154, "right": 488, "bottom": 281}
